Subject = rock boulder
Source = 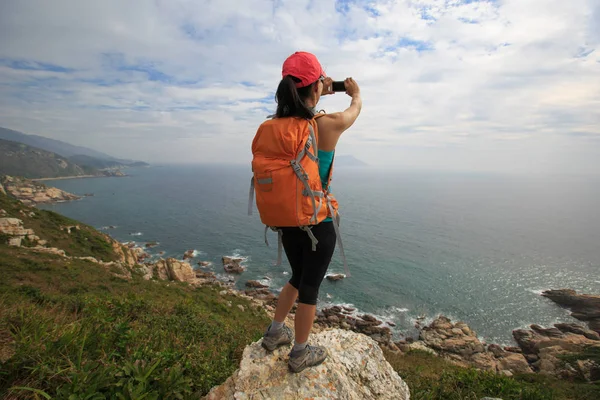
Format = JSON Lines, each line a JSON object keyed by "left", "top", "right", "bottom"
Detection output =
{"left": 512, "top": 322, "right": 600, "bottom": 380}
{"left": 245, "top": 280, "right": 268, "bottom": 289}
{"left": 223, "top": 256, "right": 245, "bottom": 273}
{"left": 326, "top": 273, "right": 346, "bottom": 281}
{"left": 542, "top": 289, "right": 600, "bottom": 335}
{"left": 204, "top": 328, "right": 410, "bottom": 400}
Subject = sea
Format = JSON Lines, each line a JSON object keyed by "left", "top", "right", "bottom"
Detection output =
{"left": 38, "top": 165, "right": 600, "bottom": 346}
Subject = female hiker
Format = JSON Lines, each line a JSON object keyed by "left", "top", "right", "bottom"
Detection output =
{"left": 252, "top": 51, "right": 362, "bottom": 373}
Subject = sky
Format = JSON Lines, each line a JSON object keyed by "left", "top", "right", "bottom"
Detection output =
{"left": 0, "top": 0, "right": 599, "bottom": 174}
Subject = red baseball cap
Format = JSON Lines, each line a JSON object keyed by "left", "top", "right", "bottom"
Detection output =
{"left": 282, "top": 51, "right": 325, "bottom": 88}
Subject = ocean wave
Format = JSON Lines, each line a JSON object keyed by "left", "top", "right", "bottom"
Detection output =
{"left": 129, "top": 232, "right": 143, "bottom": 236}
{"left": 185, "top": 249, "right": 205, "bottom": 258}
{"left": 257, "top": 278, "right": 271, "bottom": 287}
{"left": 226, "top": 250, "right": 249, "bottom": 263}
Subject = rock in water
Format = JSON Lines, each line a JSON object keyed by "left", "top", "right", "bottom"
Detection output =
{"left": 326, "top": 273, "right": 345, "bottom": 281}
{"left": 542, "top": 289, "right": 600, "bottom": 335}
{"left": 204, "top": 328, "right": 410, "bottom": 400}
{"left": 222, "top": 256, "right": 245, "bottom": 273}
{"left": 183, "top": 249, "right": 195, "bottom": 260}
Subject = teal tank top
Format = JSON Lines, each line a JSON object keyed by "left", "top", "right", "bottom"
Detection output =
{"left": 318, "top": 149, "right": 334, "bottom": 223}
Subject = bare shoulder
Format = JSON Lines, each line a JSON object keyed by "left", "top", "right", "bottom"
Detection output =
{"left": 315, "top": 112, "right": 346, "bottom": 151}
{"left": 315, "top": 112, "right": 345, "bottom": 132}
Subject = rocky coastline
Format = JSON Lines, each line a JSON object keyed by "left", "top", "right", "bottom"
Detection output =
{"left": 4, "top": 211, "right": 597, "bottom": 384}
{"left": 2, "top": 178, "right": 598, "bottom": 387}
{"left": 32, "top": 170, "right": 126, "bottom": 181}
{"left": 1, "top": 175, "right": 81, "bottom": 205}
{"left": 542, "top": 289, "right": 600, "bottom": 334}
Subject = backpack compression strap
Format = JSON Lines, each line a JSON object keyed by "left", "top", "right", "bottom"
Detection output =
{"left": 290, "top": 122, "right": 323, "bottom": 225}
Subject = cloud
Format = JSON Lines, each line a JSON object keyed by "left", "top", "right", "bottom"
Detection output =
{"left": 0, "top": 0, "right": 598, "bottom": 173}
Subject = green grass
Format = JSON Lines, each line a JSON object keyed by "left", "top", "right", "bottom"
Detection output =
{"left": 2, "top": 190, "right": 599, "bottom": 399}
{"left": 0, "top": 245, "right": 271, "bottom": 399}
{"left": 384, "top": 349, "right": 600, "bottom": 400}
{"left": 0, "top": 191, "right": 120, "bottom": 261}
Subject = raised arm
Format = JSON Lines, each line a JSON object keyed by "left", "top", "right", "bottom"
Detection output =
{"left": 317, "top": 77, "right": 362, "bottom": 152}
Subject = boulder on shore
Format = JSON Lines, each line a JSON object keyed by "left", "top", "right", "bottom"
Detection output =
{"left": 415, "top": 316, "right": 533, "bottom": 376}
{"left": 542, "top": 289, "right": 600, "bottom": 334}
{"left": 245, "top": 280, "right": 268, "bottom": 289}
{"left": 512, "top": 322, "right": 600, "bottom": 380}
{"left": 141, "top": 258, "right": 200, "bottom": 285}
{"left": 1, "top": 175, "right": 81, "bottom": 205}
{"left": 204, "top": 328, "right": 410, "bottom": 400}
{"left": 245, "top": 288, "right": 276, "bottom": 303}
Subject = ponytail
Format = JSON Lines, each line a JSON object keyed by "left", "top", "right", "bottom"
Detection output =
{"left": 275, "top": 75, "right": 315, "bottom": 119}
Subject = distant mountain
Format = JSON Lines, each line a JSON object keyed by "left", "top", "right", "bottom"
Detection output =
{"left": 0, "top": 138, "right": 92, "bottom": 179}
{"left": 0, "top": 127, "right": 114, "bottom": 159}
{"left": 68, "top": 154, "right": 149, "bottom": 170}
{"left": 0, "top": 139, "right": 129, "bottom": 179}
{"left": 334, "top": 155, "right": 368, "bottom": 167}
{"left": 0, "top": 126, "right": 148, "bottom": 167}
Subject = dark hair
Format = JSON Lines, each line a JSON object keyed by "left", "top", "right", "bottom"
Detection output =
{"left": 275, "top": 75, "right": 315, "bottom": 119}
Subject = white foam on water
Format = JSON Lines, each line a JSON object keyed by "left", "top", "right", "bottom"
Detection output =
{"left": 325, "top": 273, "right": 346, "bottom": 279}
{"left": 282, "top": 271, "right": 289, "bottom": 275}
{"left": 257, "top": 278, "right": 271, "bottom": 287}
{"left": 526, "top": 288, "right": 545, "bottom": 295}
{"left": 226, "top": 250, "right": 249, "bottom": 262}
{"left": 190, "top": 250, "right": 206, "bottom": 257}
{"left": 129, "top": 232, "right": 143, "bottom": 236}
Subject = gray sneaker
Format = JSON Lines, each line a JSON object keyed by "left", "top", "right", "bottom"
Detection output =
{"left": 261, "top": 325, "right": 294, "bottom": 352}
{"left": 288, "top": 344, "right": 328, "bottom": 373}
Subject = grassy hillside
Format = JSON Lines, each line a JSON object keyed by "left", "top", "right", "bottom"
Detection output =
{"left": 0, "top": 190, "right": 597, "bottom": 399}
{"left": 0, "top": 190, "right": 119, "bottom": 261}
{"left": 0, "top": 246, "right": 271, "bottom": 399}
{"left": 0, "top": 190, "right": 271, "bottom": 398}
{"left": 0, "top": 139, "right": 96, "bottom": 179}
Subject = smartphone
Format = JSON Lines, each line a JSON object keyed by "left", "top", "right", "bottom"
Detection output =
{"left": 331, "top": 81, "right": 346, "bottom": 92}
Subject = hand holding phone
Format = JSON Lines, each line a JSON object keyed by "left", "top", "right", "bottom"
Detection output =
{"left": 331, "top": 81, "right": 346, "bottom": 92}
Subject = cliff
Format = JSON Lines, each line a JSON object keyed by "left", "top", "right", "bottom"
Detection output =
{"left": 1, "top": 183, "right": 597, "bottom": 398}
{"left": 0, "top": 138, "right": 91, "bottom": 178}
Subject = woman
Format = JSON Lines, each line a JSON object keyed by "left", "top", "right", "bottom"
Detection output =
{"left": 260, "top": 51, "right": 362, "bottom": 373}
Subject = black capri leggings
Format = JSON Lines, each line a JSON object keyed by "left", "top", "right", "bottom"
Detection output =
{"left": 280, "top": 221, "right": 337, "bottom": 305}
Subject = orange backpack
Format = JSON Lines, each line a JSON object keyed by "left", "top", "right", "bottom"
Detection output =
{"left": 248, "top": 113, "right": 349, "bottom": 276}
